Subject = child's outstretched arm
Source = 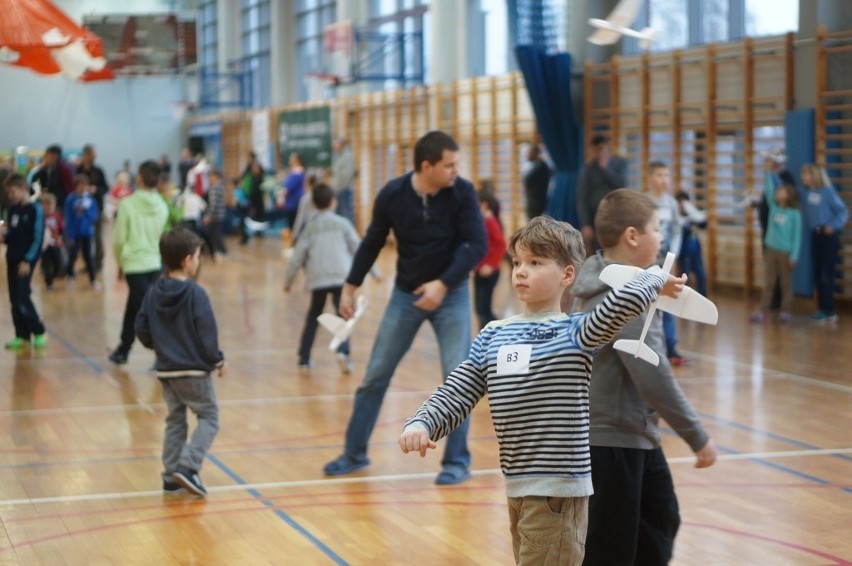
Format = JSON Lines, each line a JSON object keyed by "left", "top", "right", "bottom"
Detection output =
{"left": 399, "top": 422, "right": 437, "bottom": 457}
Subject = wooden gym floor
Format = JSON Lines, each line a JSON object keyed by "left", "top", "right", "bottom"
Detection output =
{"left": 0, "top": 232, "right": 850, "bottom": 565}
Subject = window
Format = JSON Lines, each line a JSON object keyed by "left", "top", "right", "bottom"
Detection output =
{"left": 365, "top": 0, "right": 428, "bottom": 89}
{"left": 241, "top": 0, "right": 272, "bottom": 108}
{"left": 296, "top": 0, "right": 336, "bottom": 101}
{"left": 745, "top": 0, "right": 798, "bottom": 36}
{"left": 649, "top": 0, "right": 688, "bottom": 52}
{"left": 199, "top": 0, "right": 218, "bottom": 73}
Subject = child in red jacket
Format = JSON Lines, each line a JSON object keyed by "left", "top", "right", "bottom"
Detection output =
{"left": 473, "top": 186, "right": 507, "bottom": 329}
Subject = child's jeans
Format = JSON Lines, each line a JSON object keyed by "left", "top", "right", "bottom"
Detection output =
{"left": 7, "top": 260, "right": 46, "bottom": 339}
{"left": 160, "top": 375, "right": 219, "bottom": 478}
{"left": 298, "top": 286, "right": 349, "bottom": 363}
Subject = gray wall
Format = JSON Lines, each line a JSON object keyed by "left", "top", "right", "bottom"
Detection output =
{"left": 0, "top": 0, "right": 190, "bottom": 179}
{"left": 0, "top": 69, "right": 184, "bottom": 181}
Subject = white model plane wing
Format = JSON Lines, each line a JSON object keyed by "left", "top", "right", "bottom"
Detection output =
{"left": 588, "top": 0, "right": 657, "bottom": 48}
{"left": 588, "top": 27, "right": 624, "bottom": 46}
{"left": 603, "top": 0, "right": 642, "bottom": 28}
{"left": 599, "top": 252, "right": 718, "bottom": 365}
{"left": 317, "top": 295, "right": 368, "bottom": 351}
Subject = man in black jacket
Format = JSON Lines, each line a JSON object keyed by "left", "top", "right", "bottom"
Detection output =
{"left": 323, "top": 131, "right": 487, "bottom": 485}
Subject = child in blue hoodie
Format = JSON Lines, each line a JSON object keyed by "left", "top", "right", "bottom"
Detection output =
{"left": 64, "top": 174, "right": 100, "bottom": 289}
{"left": 135, "top": 227, "right": 226, "bottom": 496}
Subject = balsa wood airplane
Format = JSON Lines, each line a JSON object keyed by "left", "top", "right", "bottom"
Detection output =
{"left": 599, "top": 252, "right": 718, "bottom": 365}
{"left": 317, "top": 295, "right": 368, "bottom": 351}
{"left": 588, "top": 0, "right": 658, "bottom": 50}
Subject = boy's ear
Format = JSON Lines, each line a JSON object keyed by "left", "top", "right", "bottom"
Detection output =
{"left": 623, "top": 227, "right": 639, "bottom": 248}
{"left": 562, "top": 264, "right": 576, "bottom": 287}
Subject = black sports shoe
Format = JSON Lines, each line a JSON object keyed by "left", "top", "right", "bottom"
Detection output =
{"left": 108, "top": 349, "right": 128, "bottom": 365}
{"left": 173, "top": 467, "right": 207, "bottom": 496}
{"left": 163, "top": 479, "right": 184, "bottom": 493}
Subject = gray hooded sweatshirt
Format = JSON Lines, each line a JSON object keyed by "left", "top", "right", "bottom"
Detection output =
{"left": 570, "top": 252, "right": 709, "bottom": 452}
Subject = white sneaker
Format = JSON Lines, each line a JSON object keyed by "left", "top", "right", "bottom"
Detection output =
{"left": 336, "top": 353, "right": 353, "bottom": 374}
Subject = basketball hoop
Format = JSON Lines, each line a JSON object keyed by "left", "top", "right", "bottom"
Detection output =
{"left": 304, "top": 73, "right": 341, "bottom": 102}
{"left": 170, "top": 100, "right": 195, "bottom": 120}
{"left": 323, "top": 20, "right": 354, "bottom": 83}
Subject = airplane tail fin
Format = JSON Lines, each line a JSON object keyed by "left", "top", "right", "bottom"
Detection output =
{"left": 638, "top": 27, "right": 659, "bottom": 50}
{"left": 613, "top": 339, "right": 660, "bottom": 366}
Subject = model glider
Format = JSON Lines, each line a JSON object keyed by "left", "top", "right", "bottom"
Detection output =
{"left": 599, "top": 252, "right": 718, "bottom": 365}
{"left": 0, "top": 0, "right": 113, "bottom": 81}
{"left": 317, "top": 295, "right": 367, "bottom": 351}
{"left": 588, "top": 0, "right": 658, "bottom": 49}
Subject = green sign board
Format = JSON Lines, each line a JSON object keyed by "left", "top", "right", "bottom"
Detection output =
{"left": 278, "top": 107, "right": 332, "bottom": 168}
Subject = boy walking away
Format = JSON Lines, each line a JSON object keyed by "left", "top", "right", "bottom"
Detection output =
{"left": 284, "top": 183, "right": 368, "bottom": 373}
{"left": 109, "top": 160, "right": 169, "bottom": 365}
{"left": 2, "top": 174, "right": 47, "bottom": 349}
{"left": 135, "top": 227, "right": 226, "bottom": 496}
{"left": 399, "top": 215, "right": 686, "bottom": 565}
{"left": 64, "top": 174, "right": 101, "bottom": 289}
{"left": 571, "top": 189, "right": 718, "bottom": 566}
{"left": 39, "top": 193, "right": 65, "bottom": 291}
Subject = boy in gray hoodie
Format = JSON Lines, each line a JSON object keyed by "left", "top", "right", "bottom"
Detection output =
{"left": 135, "top": 227, "right": 226, "bottom": 496}
{"left": 571, "top": 189, "right": 717, "bottom": 566}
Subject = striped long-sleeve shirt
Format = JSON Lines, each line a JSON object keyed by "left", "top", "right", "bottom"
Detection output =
{"left": 405, "top": 269, "right": 667, "bottom": 498}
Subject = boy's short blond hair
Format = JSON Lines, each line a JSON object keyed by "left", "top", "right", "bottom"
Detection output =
{"left": 508, "top": 216, "right": 585, "bottom": 271}
{"left": 595, "top": 189, "right": 658, "bottom": 249}
{"left": 39, "top": 192, "right": 57, "bottom": 206}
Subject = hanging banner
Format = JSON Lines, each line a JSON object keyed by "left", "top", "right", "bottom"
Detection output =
{"left": 251, "top": 111, "right": 271, "bottom": 170}
{"left": 278, "top": 107, "right": 332, "bottom": 168}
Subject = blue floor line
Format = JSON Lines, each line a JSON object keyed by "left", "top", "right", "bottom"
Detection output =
{"left": 45, "top": 328, "right": 104, "bottom": 374}
{"left": 206, "top": 453, "right": 349, "bottom": 565}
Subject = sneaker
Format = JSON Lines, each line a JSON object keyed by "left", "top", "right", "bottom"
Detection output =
{"left": 92, "top": 281, "right": 103, "bottom": 291}
{"left": 32, "top": 334, "right": 47, "bottom": 348}
{"left": 323, "top": 454, "right": 370, "bottom": 476}
{"left": 435, "top": 466, "right": 472, "bottom": 486}
{"left": 336, "top": 352, "right": 353, "bottom": 374}
{"left": 810, "top": 311, "right": 838, "bottom": 324}
{"left": 172, "top": 467, "right": 207, "bottom": 496}
{"left": 4, "top": 338, "right": 26, "bottom": 350}
{"left": 108, "top": 349, "right": 128, "bottom": 365}
{"left": 298, "top": 360, "right": 312, "bottom": 372}
{"left": 163, "top": 479, "right": 184, "bottom": 494}
{"left": 778, "top": 312, "right": 792, "bottom": 324}
{"left": 749, "top": 311, "right": 767, "bottom": 323}
{"left": 668, "top": 352, "right": 690, "bottom": 366}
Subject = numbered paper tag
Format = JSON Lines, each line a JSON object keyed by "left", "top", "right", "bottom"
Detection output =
{"left": 497, "top": 344, "right": 532, "bottom": 375}
{"left": 807, "top": 192, "right": 821, "bottom": 206}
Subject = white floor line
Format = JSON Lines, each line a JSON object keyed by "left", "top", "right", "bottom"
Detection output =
{"left": 0, "top": 447, "right": 848, "bottom": 508}
{"left": 684, "top": 350, "right": 852, "bottom": 394}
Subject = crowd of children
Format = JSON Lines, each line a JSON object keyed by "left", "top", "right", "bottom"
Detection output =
{"left": 1, "top": 134, "right": 848, "bottom": 565}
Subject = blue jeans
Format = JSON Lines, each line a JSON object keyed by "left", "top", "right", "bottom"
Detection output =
{"left": 662, "top": 311, "right": 677, "bottom": 357}
{"left": 343, "top": 284, "right": 473, "bottom": 469}
{"left": 811, "top": 231, "right": 840, "bottom": 313}
{"left": 336, "top": 187, "right": 355, "bottom": 224}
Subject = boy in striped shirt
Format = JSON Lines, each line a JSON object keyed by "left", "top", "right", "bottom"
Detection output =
{"left": 399, "top": 215, "right": 686, "bottom": 565}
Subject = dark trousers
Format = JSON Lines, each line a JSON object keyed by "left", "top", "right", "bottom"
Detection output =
{"left": 584, "top": 446, "right": 680, "bottom": 566}
{"left": 811, "top": 231, "right": 840, "bottom": 313}
{"left": 7, "top": 261, "right": 46, "bottom": 339}
{"left": 298, "top": 286, "right": 349, "bottom": 363}
{"left": 118, "top": 270, "right": 160, "bottom": 355}
{"left": 678, "top": 236, "right": 707, "bottom": 296}
{"left": 94, "top": 215, "right": 105, "bottom": 272}
{"left": 206, "top": 220, "right": 227, "bottom": 254}
{"left": 67, "top": 236, "right": 96, "bottom": 282}
{"left": 473, "top": 270, "right": 500, "bottom": 330}
{"left": 41, "top": 246, "right": 64, "bottom": 287}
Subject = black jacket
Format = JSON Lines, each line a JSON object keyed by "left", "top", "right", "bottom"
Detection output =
{"left": 135, "top": 277, "right": 224, "bottom": 374}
